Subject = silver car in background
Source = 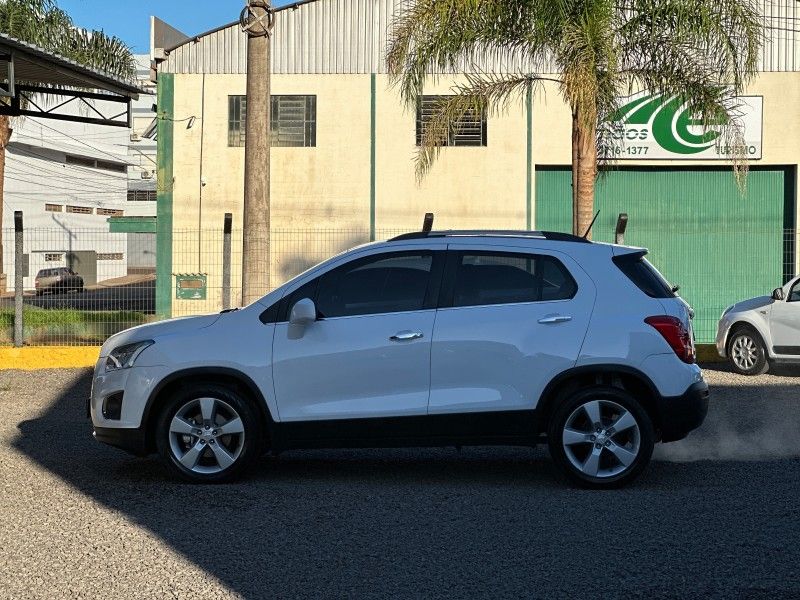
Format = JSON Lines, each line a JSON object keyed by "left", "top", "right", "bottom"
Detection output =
{"left": 716, "top": 275, "right": 800, "bottom": 375}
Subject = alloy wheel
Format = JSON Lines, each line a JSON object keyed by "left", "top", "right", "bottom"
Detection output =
{"left": 168, "top": 397, "right": 246, "bottom": 475}
{"left": 561, "top": 399, "right": 641, "bottom": 479}
{"left": 731, "top": 335, "right": 758, "bottom": 371}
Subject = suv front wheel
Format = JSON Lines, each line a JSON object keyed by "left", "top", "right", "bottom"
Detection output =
{"left": 155, "top": 383, "right": 262, "bottom": 483}
{"left": 547, "top": 387, "right": 655, "bottom": 489}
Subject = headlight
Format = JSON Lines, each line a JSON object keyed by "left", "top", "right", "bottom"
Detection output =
{"left": 106, "top": 340, "right": 154, "bottom": 371}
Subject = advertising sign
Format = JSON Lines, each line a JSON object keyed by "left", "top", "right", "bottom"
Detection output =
{"left": 599, "top": 93, "right": 762, "bottom": 160}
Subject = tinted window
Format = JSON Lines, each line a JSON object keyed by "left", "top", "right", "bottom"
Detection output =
{"left": 278, "top": 278, "right": 320, "bottom": 322}
{"left": 451, "top": 253, "right": 577, "bottom": 308}
{"left": 789, "top": 281, "right": 800, "bottom": 302}
{"left": 613, "top": 253, "right": 675, "bottom": 298}
{"left": 317, "top": 253, "right": 434, "bottom": 318}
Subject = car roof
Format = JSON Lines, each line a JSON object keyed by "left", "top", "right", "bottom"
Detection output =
{"left": 388, "top": 230, "right": 590, "bottom": 243}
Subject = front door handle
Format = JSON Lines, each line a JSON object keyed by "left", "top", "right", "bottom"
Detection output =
{"left": 538, "top": 315, "right": 573, "bottom": 324}
{"left": 390, "top": 330, "right": 424, "bottom": 341}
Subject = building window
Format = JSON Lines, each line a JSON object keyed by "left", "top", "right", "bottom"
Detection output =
{"left": 44, "top": 253, "right": 63, "bottom": 262}
{"left": 127, "top": 190, "right": 157, "bottom": 202}
{"left": 66, "top": 155, "right": 127, "bottom": 173}
{"left": 97, "top": 208, "right": 124, "bottom": 217}
{"left": 228, "top": 95, "right": 317, "bottom": 147}
{"left": 416, "top": 95, "right": 487, "bottom": 147}
{"left": 44, "top": 204, "right": 62, "bottom": 212}
{"left": 66, "top": 205, "right": 93, "bottom": 215}
{"left": 97, "top": 253, "right": 124, "bottom": 261}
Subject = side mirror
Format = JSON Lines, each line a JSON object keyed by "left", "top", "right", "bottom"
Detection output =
{"left": 772, "top": 287, "right": 785, "bottom": 301}
{"left": 289, "top": 298, "right": 317, "bottom": 326}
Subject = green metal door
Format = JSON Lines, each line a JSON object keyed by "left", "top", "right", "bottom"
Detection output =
{"left": 535, "top": 167, "right": 787, "bottom": 343}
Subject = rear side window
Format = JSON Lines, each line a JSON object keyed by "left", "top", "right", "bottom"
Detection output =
{"left": 449, "top": 252, "right": 577, "bottom": 308}
{"left": 613, "top": 253, "right": 675, "bottom": 298}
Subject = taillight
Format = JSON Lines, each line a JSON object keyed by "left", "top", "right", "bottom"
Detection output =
{"left": 644, "top": 315, "right": 695, "bottom": 364}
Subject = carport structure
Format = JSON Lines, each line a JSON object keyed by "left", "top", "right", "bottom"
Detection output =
{"left": 0, "top": 31, "right": 141, "bottom": 127}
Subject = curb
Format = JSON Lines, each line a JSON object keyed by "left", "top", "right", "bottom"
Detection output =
{"left": 0, "top": 346, "right": 100, "bottom": 370}
{"left": 696, "top": 343, "right": 724, "bottom": 363}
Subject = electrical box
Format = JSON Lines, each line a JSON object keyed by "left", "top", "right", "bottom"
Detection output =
{"left": 175, "top": 273, "right": 207, "bottom": 300}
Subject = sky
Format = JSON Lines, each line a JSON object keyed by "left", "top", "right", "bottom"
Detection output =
{"left": 58, "top": 0, "right": 274, "bottom": 54}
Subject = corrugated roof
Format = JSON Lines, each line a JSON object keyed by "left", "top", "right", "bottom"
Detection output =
{"left": 0, "top": 32, "right": 141, "bottom": 98}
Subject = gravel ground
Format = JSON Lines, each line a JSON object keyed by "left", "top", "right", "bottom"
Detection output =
{"left": 0, "top": 366, "right": 799, "bottom": 599}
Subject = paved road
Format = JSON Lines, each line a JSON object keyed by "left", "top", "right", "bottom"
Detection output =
{"left": 1, "top": 366, "right": 799, "bottom": 599}
{"left": 0, "top": 279, "right": 155, "bottom": 313}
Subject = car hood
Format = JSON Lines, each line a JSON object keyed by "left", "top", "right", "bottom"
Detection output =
{"left": 98, "top": 314, "right": 221, "bottom": 357}
{"left": 730, "top": 295, "right": 772, "bottom": 313}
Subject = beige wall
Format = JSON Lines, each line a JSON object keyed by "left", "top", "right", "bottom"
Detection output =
{"left": 168, "top": 70, "right": 800, "bottom": 314}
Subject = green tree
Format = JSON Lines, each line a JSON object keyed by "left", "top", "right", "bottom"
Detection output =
{"left": 0, "top": 0, "right": 135, "bottom": 283}
{"left": 388, "top": 0, "right": 762, "bottom": 237}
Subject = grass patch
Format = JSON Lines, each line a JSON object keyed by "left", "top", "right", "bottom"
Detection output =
{"left": 0, "top": 307, "right": 151, "bottom": 345}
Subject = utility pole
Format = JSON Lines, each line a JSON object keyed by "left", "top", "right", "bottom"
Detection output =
{"left": 240, "top": 0, "right": 274, "bottom": 305}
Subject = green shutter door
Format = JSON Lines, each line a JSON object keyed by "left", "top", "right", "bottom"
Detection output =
{"left": 535, "top": 167, "right": 787, "bottom": 343}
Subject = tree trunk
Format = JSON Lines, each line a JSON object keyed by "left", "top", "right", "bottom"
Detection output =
{"left": 571, "top": 110, "right": 579, "bottom": 236}
{"left": 575, "top": 120, "right": 597, "bottom": 240}
{"left": 241, "top": 4, "right": 272, "bottom": 305}
{"left": 0, "top": 115, "right": 11, "bottom": 287}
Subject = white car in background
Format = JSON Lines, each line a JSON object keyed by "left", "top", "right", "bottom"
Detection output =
{"left": 716, "top": 275, "right": 800, "bottom": 375}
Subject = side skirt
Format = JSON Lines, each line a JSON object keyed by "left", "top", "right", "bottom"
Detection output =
{"left": 270, "top": 410, "right": 542, "bottom": 452}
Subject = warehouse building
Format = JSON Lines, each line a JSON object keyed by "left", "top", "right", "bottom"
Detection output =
{"left": 153, "top": 0, "right": 800, "bottom": 341}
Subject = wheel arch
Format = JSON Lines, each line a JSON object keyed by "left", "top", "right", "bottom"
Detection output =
{"left": 726, "top": 318, "right": 769, "bottom": 355}
{"left": 537, "top": 365, "right": 663, "bottom": 438}
{"left": 142, "top": 367, "right": 275, "bottom": 454}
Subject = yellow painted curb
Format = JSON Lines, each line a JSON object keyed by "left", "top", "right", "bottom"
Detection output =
{"left": 0, "top": 346, "right": 100, "bottom": 370}
{"left": 696, "top": 343, "right": 724, "bottom": 363}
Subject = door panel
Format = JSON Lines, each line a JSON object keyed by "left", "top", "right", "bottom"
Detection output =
{"left": 429, "top": 247, "right": 595, "bottom": 414}
{"left": 770, "top": 280, "right": 800, "bottom": 354}
{"left": 273, "top": 311, "right": 436, "bottom": 421}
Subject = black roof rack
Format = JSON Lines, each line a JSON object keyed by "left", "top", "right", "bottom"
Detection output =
{"left": 388, "top": 230, "right": 590, "bottom": 243}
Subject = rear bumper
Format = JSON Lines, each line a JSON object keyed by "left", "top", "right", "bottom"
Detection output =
{"left": 656, "top": 381, "right": 709, "bottom": 443}
{"left": 93, "top": 426, "right": 148, "bottom": 456}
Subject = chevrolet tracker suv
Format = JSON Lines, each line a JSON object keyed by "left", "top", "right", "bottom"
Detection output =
{"left": 90, "top": 230, "right": 708, "bottom": 488}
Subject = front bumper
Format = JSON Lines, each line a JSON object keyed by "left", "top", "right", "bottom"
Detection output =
{"left": 656, "top": 381, "right": 709, "bottom": 443}
{"left": 93, "top": 426, "right": 148, "bottom": 456}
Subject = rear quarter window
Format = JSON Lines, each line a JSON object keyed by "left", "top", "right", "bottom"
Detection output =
{"left": 613, "top": 253, "right": 675, "bottom": 299}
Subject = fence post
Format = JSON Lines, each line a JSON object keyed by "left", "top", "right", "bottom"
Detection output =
{"left": 615, "top": 213, "right": 628, "bottom": 245}
{"left": 222, "top": 213, "right": 232, "bottom": 310}
{"left": 13, "top": 211, "right": 23, "bottom": 347}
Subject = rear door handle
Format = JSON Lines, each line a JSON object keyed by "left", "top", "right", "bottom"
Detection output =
{"left": 538, "top": 315, "right": 572, "bottom": 324}
{"left": 390, "top": 330, "right": 424, "bottom": 341}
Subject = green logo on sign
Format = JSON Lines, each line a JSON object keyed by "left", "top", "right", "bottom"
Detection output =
{"left": 607, "top": 94, "right": 722, "bottom": 155}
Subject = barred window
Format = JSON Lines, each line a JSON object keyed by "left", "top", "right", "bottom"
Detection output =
{"left": 44, "top": 253, "right": 63, "bottom": 262}
{"left": 97, "top": 253, "right": 123, "bottom": 261}
{"left": 416, "top": 95, "right": 487, "bottom": 147}
{"left": 45, "top": 204, "right": 62, "bottom": 212}
{"left": 97, "top": 208, "right": 124, "bottom": 217}
{"left": 228, "top": 95, "right": 317, "bottom": 147}
{"left": 127, "top": 190, "right": 157, "bottom": 202}
{"left": 66, "top": 205, "right": 93, "bottom": 215}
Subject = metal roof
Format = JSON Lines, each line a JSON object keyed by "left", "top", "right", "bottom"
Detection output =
{"left": 0, "top": 32, "right": 141, "bottom": 98}
{"left": 159, "top": 0, "right": 800, "bottom": 75}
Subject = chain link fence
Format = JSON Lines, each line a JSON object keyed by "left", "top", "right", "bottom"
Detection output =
{"left": 1, "top": 226, "right": 796, "bottom": 346}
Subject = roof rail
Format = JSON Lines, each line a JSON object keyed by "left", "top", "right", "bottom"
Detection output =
{"left": 388, "top": 230, "right": 590, "bottom": 243}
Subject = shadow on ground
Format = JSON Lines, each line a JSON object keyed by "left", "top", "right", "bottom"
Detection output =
{"left": 13, "top": 369, "right": 800, "bottom": 598}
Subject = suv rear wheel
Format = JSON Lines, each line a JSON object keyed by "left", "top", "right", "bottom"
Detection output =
{"left": 547, "top": 387, "right": 655, "bottom": 489}
{"left": 155, "top": 383, "right": 261, "bottom": 483}
{"left": 727, "top": 326, "right": 769, "bottom": 376}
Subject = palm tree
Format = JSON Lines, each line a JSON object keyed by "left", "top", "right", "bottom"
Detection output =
{"left": 0, "top": 0, "right": 134, "bottom": 285}
{"left": 388, "top": 0, "right": 762, "bottom": 238}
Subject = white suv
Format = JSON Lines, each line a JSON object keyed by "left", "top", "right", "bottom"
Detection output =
{"left": 716, "top": 275, "right": 800, "bottom": 375}
{"left": 90, "top": 230, "right": 708, "bottom": 488}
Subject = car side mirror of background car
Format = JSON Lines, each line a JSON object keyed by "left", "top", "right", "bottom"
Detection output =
{"left": 772, "top": 287, "right": 785, "bottom": 301}
{"left": 289, "top": 298, "right": 317, "bottom": 326}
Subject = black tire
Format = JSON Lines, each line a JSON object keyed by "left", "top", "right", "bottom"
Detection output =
{"left": 155, "top": 382, "right": 262, "bottom": 483}
{"left": 727, "top": 326, "right": 769, "bottom": 376}
{"left": 547, "top": 386, "right": 655, "bottom": 489}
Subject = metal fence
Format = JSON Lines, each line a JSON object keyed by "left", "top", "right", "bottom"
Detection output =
{"left": 1, "top": 225, "right": 797, "bottom": 346}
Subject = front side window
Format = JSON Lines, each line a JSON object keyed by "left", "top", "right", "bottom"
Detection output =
{"left": 228, "top": 95, "right": 317, "bottom": 147}
{"left": 450, "top": 252, "right": 577, "bottom": 308}
{"left": 317, "top": 253, "right": 435, "bottom": 318}
{"left": 416, "top": 95, "right": 487, "bottom": 147}
{"left": 788, "top": 281, "right": 800, "bottom": 302}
